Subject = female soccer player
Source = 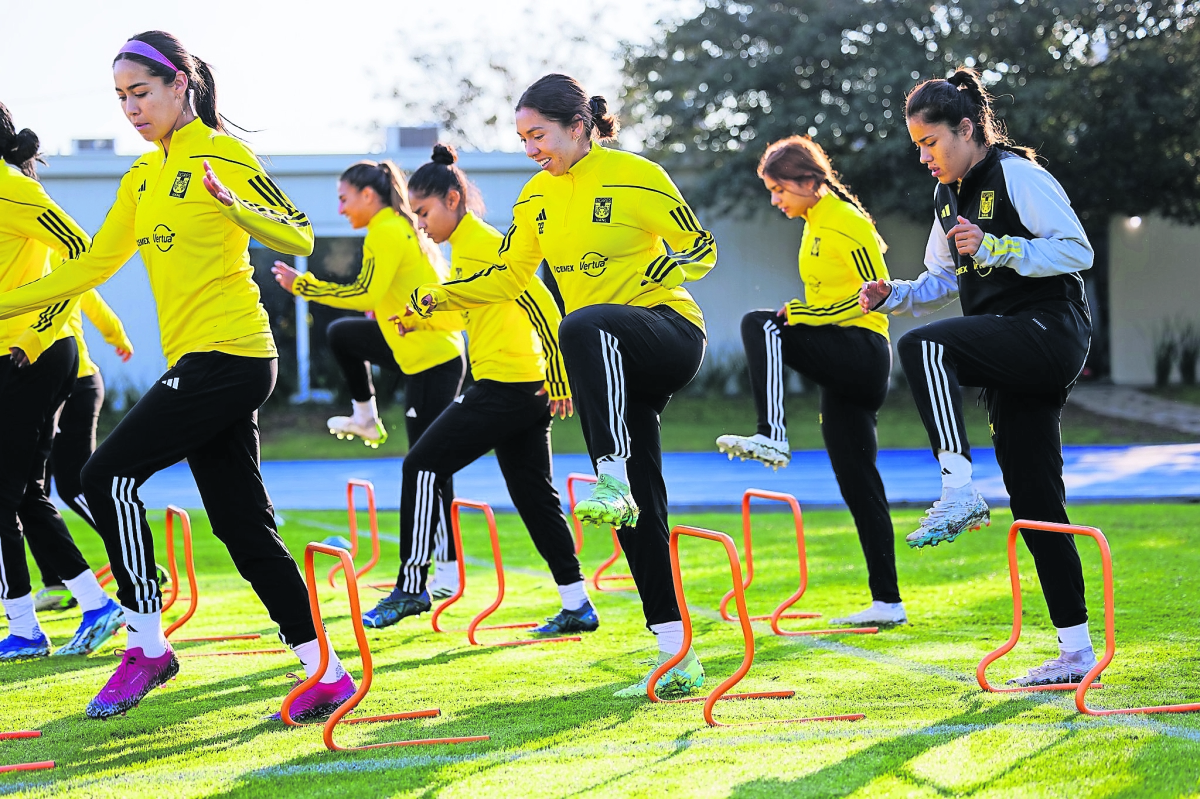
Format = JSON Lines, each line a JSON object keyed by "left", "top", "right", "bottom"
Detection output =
{"left": 360, "top": 143, "right": 595, "bottom": 634}
{"left": 411, "top": 74, "right": 716, "bottom": 696}
{"left": 859, "top": 67, "right": 1095, "bottom": 686}
{"left": 0, "top": 32, "right": 355, "bottom": 719}
{"left": 716, "top": 136, "right": 904, "bottom": 627}
{"left": 271, "top": 160, "right": 466, "bottom": 594}
{"left": 0, "top": 102, "right": 124, "bottom": 660}
{"left": 31, "top": 289, "right": 133, "bottom": 612}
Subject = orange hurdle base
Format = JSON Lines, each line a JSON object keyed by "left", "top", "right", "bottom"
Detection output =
{"left": 0, "top": 761, "right": 54, "bottom": 774}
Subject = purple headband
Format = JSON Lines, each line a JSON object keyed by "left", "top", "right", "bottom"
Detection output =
{"left": 117, "top": 40, "right": 179, "bottom": 73}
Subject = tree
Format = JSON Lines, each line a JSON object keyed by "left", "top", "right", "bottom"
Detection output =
{"left": 622, "top": 0, "right": 1200, "bottom": 226}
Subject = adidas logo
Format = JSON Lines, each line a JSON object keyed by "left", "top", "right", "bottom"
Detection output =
{"left": 536, "top": 208, "right": 547, "bottom": 233}
{"left": 161, "top": 377, "right": 180, "bottom": 390}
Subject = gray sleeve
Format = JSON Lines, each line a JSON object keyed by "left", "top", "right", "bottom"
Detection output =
{"left": 878, "top": 220, "right": 960, "bottom": 317}
{"left": 974, "top": 157, "right": 1093, "bottom": 277}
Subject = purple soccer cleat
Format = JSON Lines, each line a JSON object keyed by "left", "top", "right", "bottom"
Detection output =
{"left": 271, "top": 672, "right": 356, "bottom": 723}
{"left": 85, "top": 646, "right": 180, "bottom": 719}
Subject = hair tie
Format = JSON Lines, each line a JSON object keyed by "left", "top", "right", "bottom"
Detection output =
{"left": 117, "top": 40, "right": 179, "bottom": 73}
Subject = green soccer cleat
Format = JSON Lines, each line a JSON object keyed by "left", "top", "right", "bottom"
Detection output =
{"left": 573, "top": 474, "right": 639, "bottom": 528}
{"left": 614, "top": 648, "right": 705, "bottom": 698}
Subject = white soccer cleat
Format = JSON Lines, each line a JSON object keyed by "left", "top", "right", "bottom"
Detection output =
{"left": 1007, "top": 648, "right": 1098, "bottom": 687}
{"left": 906, "top": 486, "right": 990, "bottom": 549}
{"left": 426, "top": 560, "right": 460, "bottom": 601}
{"left": 715, "top": 433, "right": 791, "bottom": 470}
{"left": 326, "top": 415, "right": 388, "bottom": 448}
{"left": 831, "top": 601, "right": 908, "bottom": 627}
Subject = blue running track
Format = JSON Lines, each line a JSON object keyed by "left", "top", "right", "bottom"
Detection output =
{"left": 72, "top": 443, "right": 1200, "bottom": 513}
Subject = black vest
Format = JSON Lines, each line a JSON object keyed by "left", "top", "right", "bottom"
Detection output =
{"left": 935, "top": 148, "right": 1089, "bottom": 321}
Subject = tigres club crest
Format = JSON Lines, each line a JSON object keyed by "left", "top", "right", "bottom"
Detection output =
{"left": 169, "top": 171, "right": 192, "bottom": 199}
{"left": 979, "top": 191, "right": 995, "bottom": 220}
{"left": 593, "top": 197, "right": 612, "bottom": 223}
{"left": 810, "top": 237, "right": 821, "bottom": 257}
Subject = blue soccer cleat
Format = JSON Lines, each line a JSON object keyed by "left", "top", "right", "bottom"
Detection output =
{"left": 0, "top": 630, "right": 51, "bottom": 661}
{"left": 53, "top": 597, "right": 125, "bottom": 656}
{"left": 362, "top": 588, "right": 431, "bottom": 629}
{"left": 533, "top": 601, "right": 600, "bottom": 635}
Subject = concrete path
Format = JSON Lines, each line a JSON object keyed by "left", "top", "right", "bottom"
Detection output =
{"left": 1069, "top": 384, "right": 1200, "bottom": 436}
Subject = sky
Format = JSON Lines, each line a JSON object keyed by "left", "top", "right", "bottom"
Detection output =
{"left": 0, "top": 0, "right": 694, "bottom": 157}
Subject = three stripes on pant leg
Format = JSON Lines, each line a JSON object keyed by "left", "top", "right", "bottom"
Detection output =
{"left": 920, "top": 340, "right": 963, "bottom": 454}
{"left": 762, "top": 321, "right": 786, "bottom": 442}
{"left": 401, "top": 471, "right": 437, "bottom": 594}
{"left": 111, "top": 476, "right": 158, "bottom": 613}
{"left": 598, "top": 330, "right": 631, "bottom": 460}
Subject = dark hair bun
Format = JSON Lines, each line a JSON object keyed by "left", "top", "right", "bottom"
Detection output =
{"left": 430, "top": 143, "right": 458, "bottom": 166}
{"left": 6, "top": 128, "right": 39, "bottom": 165}
{"left": 588, "top": 95, "right": 608, "bottom": 117}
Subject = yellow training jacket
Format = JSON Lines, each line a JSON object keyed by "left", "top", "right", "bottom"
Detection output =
{"left": 0, "top": 118, "right": 313, "bottom": 366}
{"left": 784, "top": 193, "right": 890, "bottom": 340}
{"left": 0, "top": 163, "right": 88, "bottom": 363}
{"left": 70, "top": 289, "right": 132, "bottom": 378}
{"left": 419, "top": 145, "right": 715, "bottom": 333}
{"left": 293, "top": 207, "right": 463, "bottom": 375}
{"left": 408, "top": 211, "right": 569, "bottom": 399}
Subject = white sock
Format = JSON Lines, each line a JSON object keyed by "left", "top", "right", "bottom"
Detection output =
{"left": 292, "top": 637, "right": 347, "bottom": 684}
{"left": 2, "top": 594, "right": 41, "bottom": 639}
{"left": 937, "top": 450, "right": 973, "bottom": 490}
{"left": 123, "top": 607, "right": 168, "bottom": 658}
{"left": 62, "top": 570, "right": 109, "bottom": 613}
{"left": 557, "top": 580, "right": 590, "bottom": 611}
{"left": 649, "top": 621, "right": 685, "bottom": 657}
{"left": 1057, "top": 622, "right": 1092, "bottom": 654}
{"left": 596, "top": 456, "right": 629, "bottom": 486}
{"left": 351, "top": 397, "right": 379, "bottom": 424}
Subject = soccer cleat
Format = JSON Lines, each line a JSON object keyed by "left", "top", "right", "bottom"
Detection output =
{"left": 53, "top": 598, "right": 125, "bottom": 656}
{"left": 426, "top": 560, "right": 460, "bottom": 601}
{"left": 326, "top": 415, "right": 388, "bottom": 449}
{"left": 533, "top": 601, "right": 600, "bottom": 635}
{"left": 715, "top": 433, "right": 791, "bottom": 470}
{"left": 831, "top": 601, "right": 908, "bottom": 627}
{"left": 361, "top": 588, "right": 431, "bottom": 629}
{"left": 573, "top": 474, "right": 639, "bottom": 528}
{"left": 34, "top": 585, "right": 77, "bottom": 612}
{"left": 0, "top": 631, "right": 51, "bottom": 661}
{"left": 1007, "top": 648, "right": 1099, "bottom": 687}
{"left": 270, "top": 672, "right": 356, "bottom": 722}
{"left": 906, "top": 487, "right": 990, "bottom": 549}
{"left": 614, "top": 649, "right": 705, "bottom": 698}
{"left": 86, "top": 646, "right": 179, "bottom": 719}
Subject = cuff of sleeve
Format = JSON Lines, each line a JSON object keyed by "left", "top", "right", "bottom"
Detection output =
{"left": 877, "top": 283, "right": 903, "bottom": 314}
{"left": 547, "top": 383, "right": 571, "bottom": 401}
{"left": 784, "top": 299, "right": 805, "bottom": 326}
{"left": 975, "top": 234, "right": 1001, "bottom": 268}
{"left": 660, "top": 267, "right": 686, "bottom": 290}
{"left": 292, "top": 272, "right": 315, "bottom": 297}
{"left": 13, "top": 329, "right": 46, "bottom": 364}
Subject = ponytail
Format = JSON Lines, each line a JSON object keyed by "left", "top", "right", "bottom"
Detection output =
{"left": 0, "top": 102, "right": 43, "bottom": 178}
{"left": 906, "top": 67, "right": 1037, "bottom": 162}
{"left": 340, "top": 160, "right": 442, "bottom": 263}
{"left": 758, "top": 135, "right": 886, "bottom": 252}
{"left": 517, "top": 74, "right": 620, "bottom": 142}
{"left": 408, "top": 142, "right": 485, "bottom": 216}
{"left": 114, "top": 31, "right": 236, "bottom": 136}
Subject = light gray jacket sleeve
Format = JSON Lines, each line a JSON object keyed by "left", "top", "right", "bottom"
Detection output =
{"left": 974, "top": 157, "right": 1093, "bottom": 277}
{"left": 877, "top": 220, "right": 960, "bottom": 317}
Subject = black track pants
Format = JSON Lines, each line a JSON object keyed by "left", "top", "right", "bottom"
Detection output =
{"left": 896, "top": 307, "right": 1091, "bottom": 628}
{"left": 327, "top": 316, "right": 464, "bottom": 561}
{"left": 0, "top": 337, "right": 90, "bottom": 600}
{"left": 396, "top": 379, "right": 583, "bottom": 593}
{"left": 557, "top": 304, "right": 706, "bottom": 627}
{"left": 78, "top": 353, "right": 317, "bottom": 645}
{"left": 741, "top": 310, "right": 900, "bottom": 603}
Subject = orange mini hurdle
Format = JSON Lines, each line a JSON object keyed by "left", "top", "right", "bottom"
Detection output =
{"left": 160, "top": 506, "right": 286, "bottom": 657}
{"left": 430, "top": 499, "right": 582, "bottom": 647}
{"left": 721, "top": 489, "right": 877, "bottom": 637}
{"left": 279, "top": 543, "right": 490, "bottom": 751}
{"left": 0, "top": 730, "right": 54, "bottom": 774}
{"left": 647, "top": 525, "right": 866, "bottom": 726}
{"left": 328, "top": 479, "right": 383, "bottom": 588}
{"left": 978, "top": 519, "right": 1200, "bottom": 717}
{"left": 565, "top": 473, "right": 635, "bottom": 592}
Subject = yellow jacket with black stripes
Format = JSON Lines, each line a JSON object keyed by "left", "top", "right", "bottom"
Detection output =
{"left": 0, "top": 163, "right": 88, "bottom": 362}
{"left": 414, "top": 145, "right": 714, "bottom": 333}
{"left": 783, "top": 192, "right": 890, "bottom": 340}
{"left": 70, "top": 289, "right": 132, "bottom": 378}
{"left": 0, "top": 118, "right": 312, "bottom": 367}
{"left": 406, "top": 211, "right": 569, "bottom": 399}
{"left": 292, "top": 207, "right": 463, "bottom": 375}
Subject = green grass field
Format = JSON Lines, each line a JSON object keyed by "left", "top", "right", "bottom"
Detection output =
{"left": 251, "top": 392, "right": 1196, "bottom": 460}
{"left": 5, "top": 503, "right": 1200, "bottom": 797}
